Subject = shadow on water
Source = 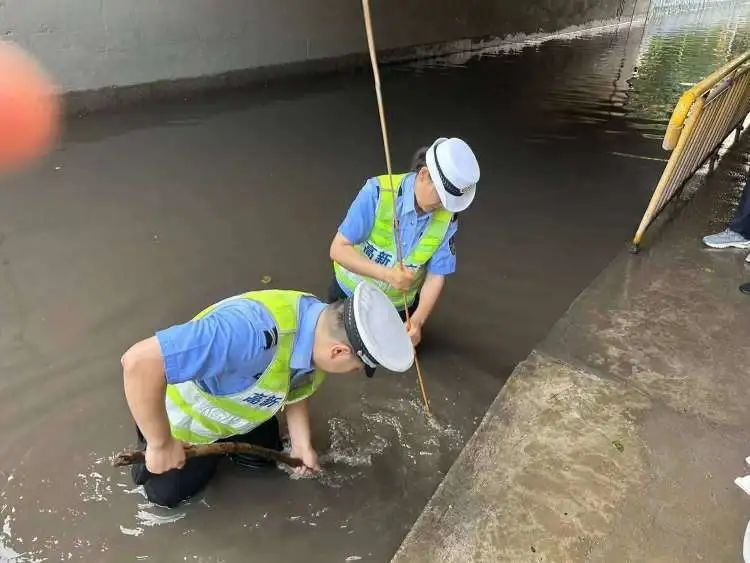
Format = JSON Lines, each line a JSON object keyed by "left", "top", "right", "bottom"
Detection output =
{"left": 0, "top": 2, "right": 749, "bottom": 561}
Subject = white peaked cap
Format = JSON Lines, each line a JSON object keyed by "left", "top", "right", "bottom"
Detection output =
{"left": 342, "top": 283, "right": 414, "bottom": 376}
{"left": 426, "top": 137, "right": 480, "bottom": 213}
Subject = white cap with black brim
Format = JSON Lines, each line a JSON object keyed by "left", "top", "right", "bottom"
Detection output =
{"left": 426, "top": 137, "right": 480, "bottom": 213}
{"left": 343, "top": 283, "right": 414, "bottom": 377}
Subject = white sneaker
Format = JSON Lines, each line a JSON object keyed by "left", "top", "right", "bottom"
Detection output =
{"left": 702, "top": 229, "right": 750, "bottom": 249}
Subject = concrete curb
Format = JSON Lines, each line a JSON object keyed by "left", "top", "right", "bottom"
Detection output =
{"left": 394, "top": 135, "right": 750, "bottom": 561}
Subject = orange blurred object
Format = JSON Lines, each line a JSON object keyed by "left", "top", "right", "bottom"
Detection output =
{"left": 0, "top": 41, "right": 60, "bottom": 174}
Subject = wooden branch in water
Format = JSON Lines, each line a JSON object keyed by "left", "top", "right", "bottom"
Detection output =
{"left": 112, "top": 442, "right": 303, "bottom": 468}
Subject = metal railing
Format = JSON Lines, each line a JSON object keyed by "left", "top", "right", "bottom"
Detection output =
{"left": 632, "top": 50, "right": 750, "bottom": 249}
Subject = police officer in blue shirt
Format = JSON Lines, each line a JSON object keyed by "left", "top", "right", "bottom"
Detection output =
{"left": 121, "top": 283, "right": 413, "bottom": 508}
{"left": 330, "top": 137, "right": 480, "bottom": 347}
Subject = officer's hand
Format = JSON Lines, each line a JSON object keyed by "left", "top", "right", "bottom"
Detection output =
{"left": 406, "top": 319, "right": 423, "bottom": 347}
{"left": 290, "top": 444, "right": 320, "bottom": 476}
{"left": 145, "top": 438, "right": 186, "bottom": 474}
{"left": 386, "top": 266, "right": 414, "bottom": 292}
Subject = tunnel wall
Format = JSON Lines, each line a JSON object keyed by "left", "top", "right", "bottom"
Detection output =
{"left": 0, "top": 0, "right": 647, "bottom": 109}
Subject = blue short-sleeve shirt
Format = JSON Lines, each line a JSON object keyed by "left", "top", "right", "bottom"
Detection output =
{"left": 337, "top": 173, "right": 458, "bottom": 296}
{"left": 155, "top": 295, "right": 326, "bottom": 396}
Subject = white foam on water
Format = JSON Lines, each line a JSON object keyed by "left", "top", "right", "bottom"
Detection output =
{"left": 326, "top": 418, "right": 381, "bottom": 466}
{"left": 424, "top": 413, "right": 463, "bottom": 450}
{"left": 399, "top": 398, "right": 464, "bottom": 450}
{"left": 424, "top": 436, "right": 439, "bottom": 448}
{"left": 72, "top": 538, "right": 90, "bottom": 549}
{"left": 0, "top": 512, "right": 45, "bottom": 563}
{"left": 123, "top": 485, "right": 148, "bottom": 499}
{"left": 280, "top": 400, "right": 466, "bottom": 489}
{"left": 0, "top": 538, "right": 21, "bottom": 560}
{"left": 278, "top": 418, "right": 390, "bottom": 488}
{"left": 135, "top": 509, "right": 186, "bottom": 527}
{"left": 120, "top": 525, "right": 144, "bottom": 537}
{"left": 321, "top": 451, "right": 372, "bottom": 466}
{"left": 311, "top": 507, "right": 329, "bottom": 518}
{"left": 319, "top": 468, "right": 364, "bottom": 489}
{"left": 345, "top": 557, "right": 363, "bottom": 561}
{"left": 362, "top": 412, "right": 405, "bottom": 444}
{"left": 76, "top": 470, "right": 112, "bottom": 503}
{"left": 326, "top": 418, "right": 390, "bottom": 463}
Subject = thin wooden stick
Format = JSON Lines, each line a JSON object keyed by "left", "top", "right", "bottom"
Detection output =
{"left": 361, "top": 0, "right": 430, "bottom": 414}
{"left": 112, "top": 442, "right": 303, "bottom": 468}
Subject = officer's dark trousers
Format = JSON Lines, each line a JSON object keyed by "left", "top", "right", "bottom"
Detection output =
{"left": 327, "top": 277, "right": 418, "bottom": 321}
{"left": 131, "top": 417, "right": 281, "bottom": 508}
{"left": 729, "top": 178, "right": 750, "bottom": 238}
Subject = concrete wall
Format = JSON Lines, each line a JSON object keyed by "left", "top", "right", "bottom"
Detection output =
{"left": 0, "top": 0, "right": 644, "bottom": 95}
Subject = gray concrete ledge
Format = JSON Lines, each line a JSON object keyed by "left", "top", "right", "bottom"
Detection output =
{"left": 394, "top": 139, "right": 750, "bottom": 561}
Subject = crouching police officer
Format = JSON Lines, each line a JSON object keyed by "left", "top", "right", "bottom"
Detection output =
{"left": 120, "top": 282, "right": 413, "bottom": 507}
{"left": 330, "top": 137, "right": 480, "bottom": 347}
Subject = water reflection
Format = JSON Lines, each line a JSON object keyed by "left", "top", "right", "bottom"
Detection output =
{"left": 400, "top": 1, "right": 750, "bottom": 136}
{"left": 628, "top": 2, "right": 750, "bottom": 123}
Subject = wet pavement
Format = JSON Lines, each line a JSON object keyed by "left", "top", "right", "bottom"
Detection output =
{"left": 1, "top": 2, "right": 749, "bottom": 561}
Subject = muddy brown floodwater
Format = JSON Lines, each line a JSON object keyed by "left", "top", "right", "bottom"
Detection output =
{"left": 1, "top": 3, "right": 749, "bottom": 561}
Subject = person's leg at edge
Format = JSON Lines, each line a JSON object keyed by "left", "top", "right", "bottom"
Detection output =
{"left": 729, "top": 179, "right": 750, "bottom": 239}
{"left": 704, "top": 178, "right": 750, "bottom": 248}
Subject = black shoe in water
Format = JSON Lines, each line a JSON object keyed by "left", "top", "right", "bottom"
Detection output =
{"left": 740, "top": 282, "right": 750, "bottom": 294}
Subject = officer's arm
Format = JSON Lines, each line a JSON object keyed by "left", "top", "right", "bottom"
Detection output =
{"left": 330, "top": 232, "right": 394, "bottom": 283}
{"left": 411, "top": 273, "right": 445, "bottom": 329}
{"left": 413, "top": 222, "right": 457, "bottom": 328}
{"left": 285, "top": 399, "right": 313, "bottom": 451}
{"left": 121, "top": 337, "right": 172, "bottom": 448}
{"left": 330, "top": 180, "right": 397, "bottom": 285}
{"left": 285, "top": 399, "right": 320, "bottom": 473}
